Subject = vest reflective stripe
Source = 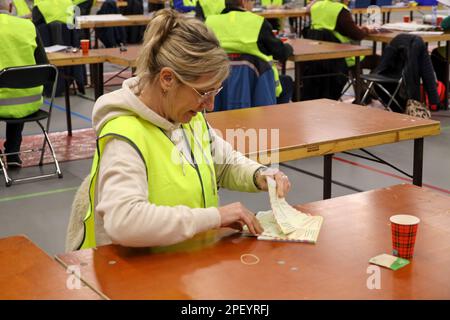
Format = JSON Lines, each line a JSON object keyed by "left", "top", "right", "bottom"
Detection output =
{"left": 35, "top": 0, "right": 74, "bottom": 25}
{"left": 261, "top": 0, "right": 283, "bottom": 6}
{"left": 311, "top": 0, "right": 360, "bottom": 67}
{"left": 198, "top": 0, "right": 225, "bottom": 17}
{"left": 80, "top": 113, "right": 218, "bottom": 249}
{"left": 206, "top": 11, "right": 282, "bottom": 97}
{"left": 0, "top": 14, "right": 42, "bottom": 119}
{"left": 0, "top": 94, "right": 42, "bottom": 106}
{"left": 13, "top": 0, "right": 31, "bottom": 16}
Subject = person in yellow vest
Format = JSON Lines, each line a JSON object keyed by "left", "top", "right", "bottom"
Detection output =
{"left": 66, "top": 9, "right": 292, "bottom": 251}
{"left": 32, "top": 0, "right": 75, "bottom": 26}
{"left": 206, "top": 0, "right": 293, "bottom": 104}
{"left": 309, "top": 0, "right": 378, "bottom": 68}
{"left": 0, "top": 0, "right": 48, "bottom": 167}
{"left": 195, "top": 0, "right": 225, "bottom": 20}
{"left": 261, "top": 0, "right": 283, "bottom": 8}
{"left": 11, "top": 0, "right": 31, "bottom": 18}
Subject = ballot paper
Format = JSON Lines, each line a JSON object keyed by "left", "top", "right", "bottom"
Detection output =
{"left": 44, "top": 45, "right": 68, "bottom": 53}
{"left": 244, "top": 177, "right": 323, "bottom": 243}
{"left": 75, "top": 14, "right": 129, "bottom": 23}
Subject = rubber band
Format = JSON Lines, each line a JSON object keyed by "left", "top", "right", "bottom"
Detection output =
{"left": 240, "top": 254, "right": 260, "bottom": 265}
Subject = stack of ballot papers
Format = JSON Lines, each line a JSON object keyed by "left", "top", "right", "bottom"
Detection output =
{"left": 244, "top": 177, "right": 323, "bottom": 243}
{"left": 382, "top": 22, "right": 436, "bottom": 32}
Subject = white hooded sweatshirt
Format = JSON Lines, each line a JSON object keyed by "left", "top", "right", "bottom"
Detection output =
{"left": 68, "top": 77, "right": 263, "bottom": 250}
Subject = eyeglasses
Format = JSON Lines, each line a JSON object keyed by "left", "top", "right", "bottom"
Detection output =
{"left": 190, "top": 86, "right": 223, "bottom": 104}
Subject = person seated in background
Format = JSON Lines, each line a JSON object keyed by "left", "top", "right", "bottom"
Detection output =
{"left": 66, "top": 9, "right": 292, "bottom": 251}
{"left": 309, "top": 0, "right": 379, "bottom": 68}
{"left": 0, "top": 0, "right": 48, "bottom": 168}
{"left": 11, "top": 0, "right": 31, "bottom": 18}
{"left": 32, "top": 0, "right": 74, "bottom": 26}
{"left": 260, "top": 0, "right": 284, "bottom": 31}
{"left": 205, "top": 0, "right": 293, "bottom": 104}
{"left": 195, "top": 0, "right": 225, "bottom": 20}
{"left": 173, "top": 0, "right": 197, "bottom": 13}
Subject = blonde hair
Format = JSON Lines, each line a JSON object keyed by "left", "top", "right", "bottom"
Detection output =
{"left": 136, "top": 9, "right": 229, "bottom": 90}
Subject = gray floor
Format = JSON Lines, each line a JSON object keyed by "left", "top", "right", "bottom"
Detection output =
{"left": 1, "top": 10, "right": 450, "bottom": 255}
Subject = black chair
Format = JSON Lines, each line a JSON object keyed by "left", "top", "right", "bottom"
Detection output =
{"left": 360, "top": 72, "right": 404, "bottom": 112}
{"left": 360, "top": 43, "right": 406, "bottom": 112}
{"left": 0, "top": 64, "right": 63, "bottom": 186}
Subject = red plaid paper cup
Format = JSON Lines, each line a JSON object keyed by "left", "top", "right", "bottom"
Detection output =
{"left": 390, "top": 215, "right": 420, "bottom": 259}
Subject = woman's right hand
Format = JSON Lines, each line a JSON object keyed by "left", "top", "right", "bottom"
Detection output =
{"left": 218, "top": 202, "right": 264, "bottom": 236}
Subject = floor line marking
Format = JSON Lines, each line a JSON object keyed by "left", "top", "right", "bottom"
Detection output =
{"left": 44, "top": 100, "right": 92, "bottom": 124}
{"left": 333, "top": 156, "right": 450, "bottom": 195}
{"left": 0, "top": 186, "right": 79, "bottom": 203}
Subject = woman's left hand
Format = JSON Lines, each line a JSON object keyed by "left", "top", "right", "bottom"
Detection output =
{"left": 255, "top": 168, "right": 291, "bottom": 198}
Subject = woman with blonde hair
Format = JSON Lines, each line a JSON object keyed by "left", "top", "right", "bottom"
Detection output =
{"left": 66, "top": 9, "right": 291, "bottom": 252}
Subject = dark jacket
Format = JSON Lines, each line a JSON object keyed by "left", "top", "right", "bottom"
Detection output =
{"left": 374, "top": 34, "right": 439, "bottom": 110}
{"left": 96, "top": 0, "right": 127, "bottom": 47}
{"left": 120, "top": 0, "right": 145, "bottom": 44}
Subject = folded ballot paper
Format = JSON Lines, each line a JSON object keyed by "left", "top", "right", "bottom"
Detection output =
{"left": 244, "top": 177, "right": 323, "bottom": 243}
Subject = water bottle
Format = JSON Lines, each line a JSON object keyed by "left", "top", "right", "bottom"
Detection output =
{"left": 431, "top": 5, "right": 437, "bottom": 26}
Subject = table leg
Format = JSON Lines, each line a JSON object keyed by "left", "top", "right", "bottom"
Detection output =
{"left": 413, "top": 138, "right": 423, "bottom": 186}
{"left": 92, "top": 63, "right": 104, "bottom": 100}
{"left": 323, "top": 154, "right": 333, "bottom": 200}
{"left": 387, "top": 12, "right": 391, "bottom": 23}
{"left": 293, "top": 61, "right": 302, "bottom": 102}
{"left": 64, "top": 67, "right": 72, "bottom": 137}
{"left": 410, "top": 10, "right": 413, "bottom": 22}
{"left": 354, "top": 56, "right": 362, "bottom": 104}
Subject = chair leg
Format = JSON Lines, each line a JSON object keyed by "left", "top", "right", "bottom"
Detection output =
{"left": 36, "top": 121, "right": 63, "bottom": 178}
{"left": 386, "top": 79, "right": 403, "bottom": 110}
{"left": 360, "top": 82, "right": 374, "bottom": 105}
{"left": 0, "top": 154, "right": 12, "bottom": 187}
{"left": 338, "top": 79, "right": 354, "bottom": 101}
{"left": 374, "top": 82, "right": 403, "bottom": 111}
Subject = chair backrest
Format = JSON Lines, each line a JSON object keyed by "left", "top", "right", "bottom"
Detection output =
{"left": 0, "top": 64, "right": 58, "bottom": 91}
{"left": 214, "top": 53, "right": 276, "bottom": 111}
{"left": 0, "top": 64, "right": 58, "bottom": 121}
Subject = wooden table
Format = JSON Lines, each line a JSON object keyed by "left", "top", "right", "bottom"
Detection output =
{"left": 287, "top": 38, "right": 372, "bottom": 103}
{"left": 76, "top": 14, "right": 152, "bottom": 29}
{"left": 48, "top": 50, "right": 106, "bottom": 135}
{"left": 366, "top": 31, "right": 450, "bottom": 109}
{"left": 47, "top": 46, "right": 142, "bottom": 135}
{"left": 256, "top": 8, "right": 308, "bottom": 19}
{"left": 206, "top": 99, "right": 440, "bottom": 199}
{"left": 256, "top": 8, "right": 309, "bottom": 35}
{"left": 0, "top": 235, "right": 103, "bottom": 299}
{"left": 351, "top": 5, "right": 433, "bottom": 25}
{"left": 55, "top": 184, "right": 450, "bottom": 299}
{"left": 97, "top": 46, "right": 141, "bottom": 68}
